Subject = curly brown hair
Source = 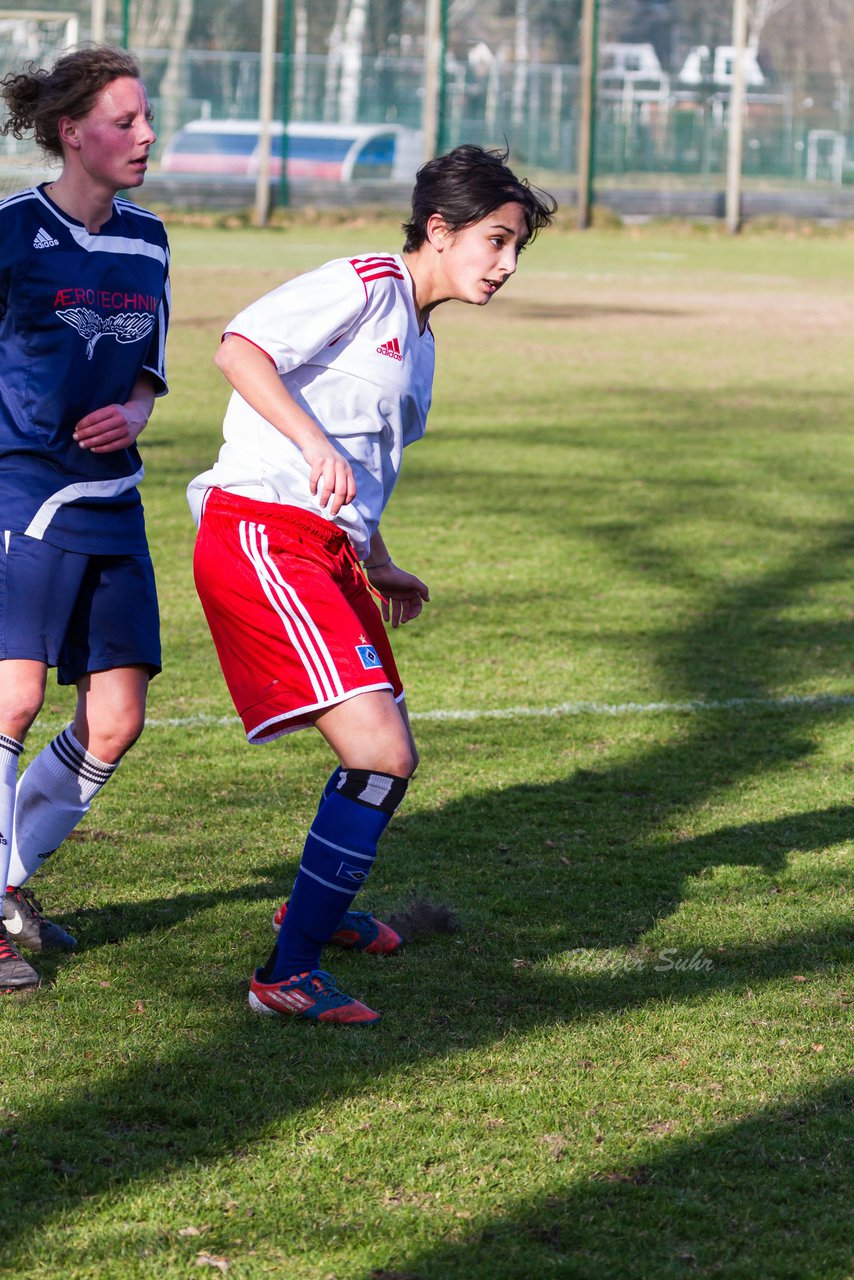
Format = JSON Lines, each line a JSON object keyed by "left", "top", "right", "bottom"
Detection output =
{"left": 0, "top": 45, "right": 141, "bottom": 160}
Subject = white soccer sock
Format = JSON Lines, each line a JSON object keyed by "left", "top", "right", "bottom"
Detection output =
{"left": 0, "top": 734, "right": 24, "bottom": 900}
{"left": 6, "top": 725, "right": 117, "bottom": 890}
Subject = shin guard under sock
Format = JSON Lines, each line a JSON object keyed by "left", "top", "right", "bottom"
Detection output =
{"left": 260, "top": 769, "right": 408, "bottom": 981}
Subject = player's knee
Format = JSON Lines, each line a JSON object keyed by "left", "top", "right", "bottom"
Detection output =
{"left": 81, "top": 711, "right": 145, "bottom": 764}
{"left": 344, "top": 724, "right": 418, "bottom": 777}
{"left": 105, "top": 715, "right": 145, "bottom": 760}
{"left": 115, "top": 714, "right": 146, "bottom": 756}
{"left": 380, "top": 742, "right": 418, "bottom": 778}
{"left": 0, "top": 688, "right": 45, "bottom": 741}
{"left": 390, "top": 721, "right": 419, "bottom": 777}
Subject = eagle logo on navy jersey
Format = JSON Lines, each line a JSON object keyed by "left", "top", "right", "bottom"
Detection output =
{"left": 56, "top": 307, "right": 156, "bottom": 360}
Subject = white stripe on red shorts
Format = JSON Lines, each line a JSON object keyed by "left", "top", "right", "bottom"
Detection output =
{"left": 193, "top": 489, "right": 403, "bottom": 742}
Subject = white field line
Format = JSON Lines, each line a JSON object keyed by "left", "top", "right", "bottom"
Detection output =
{"left": 140, "top": 692, "right": 854, "bottom": 731}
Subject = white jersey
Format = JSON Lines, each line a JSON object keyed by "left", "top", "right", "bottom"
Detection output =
{"left": 188, "top": 252, "right": 435, "bottom": 558}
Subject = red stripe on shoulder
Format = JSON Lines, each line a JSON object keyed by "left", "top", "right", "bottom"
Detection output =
{"left": 355, "top": 268, "right": 405, "bottom": 284}
{"left": 352, "top": 254, "right": 398, "bottom": 267}
{"left": 350, "top": 254, "right": 403, "bottom": 281}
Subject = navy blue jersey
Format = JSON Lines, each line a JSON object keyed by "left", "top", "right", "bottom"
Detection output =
{"left": 0, "top": 184, "right": 170, "bottom": 554}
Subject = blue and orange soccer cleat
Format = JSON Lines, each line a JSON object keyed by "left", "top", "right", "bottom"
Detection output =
{"left": 248, "top": 968, "right": 380, "bottom": 1024}
{"left": 272, "top": 902, "right": 403, "bottom": 956}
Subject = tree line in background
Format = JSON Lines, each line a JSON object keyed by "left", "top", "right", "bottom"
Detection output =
{"left": 128, "top": 0, "right": 852, "bottom": 75}
{"left": 7, "top": 0, "right": 854, "bottom": 175}
{"left": 11, "top": 0, "right": 854, "bottom": 79}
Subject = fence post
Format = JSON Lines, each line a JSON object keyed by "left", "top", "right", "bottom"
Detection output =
{"left": 577, "top": 0, "right": 599, "bottom": 229}
{"left": 91, "top": 0, "right": 106, "bottom": 44}
{"left": 255, "top": 0, "right": 276, "bottom": 227}
{"left": 725, "top": 0, "right": 748, "bottom": 234}
{"left": 423, "top": 0, "right": 447, "bottom": 161}
{"left": 279, "top": 0, "right": 293, "bottom": 208}
{"left": 438, "top": 0, "right": 449, "bottom": 152}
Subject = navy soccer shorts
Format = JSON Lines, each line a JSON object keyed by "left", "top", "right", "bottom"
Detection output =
{"left": 0, "top": 532, "right": 161, "bottom": 685}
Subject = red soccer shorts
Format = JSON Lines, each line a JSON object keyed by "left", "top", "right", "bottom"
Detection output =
{"left": 193, "top": 488, "right": 403, "bottom": 742}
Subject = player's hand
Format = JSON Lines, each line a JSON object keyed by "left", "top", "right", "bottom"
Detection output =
{"left": 303, "top": 440, "right": 357, "bottom": 517}
{"left": 73, "top": 402, "right": 148, "bottom": 453}
{"left": 366, "top": 562, "right": 430, "bottom": 627}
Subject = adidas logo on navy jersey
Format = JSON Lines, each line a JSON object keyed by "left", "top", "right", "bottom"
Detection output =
{"left": 33, "top": 227, "right": 60, "bottom": 249}
{"left": 376, "top": 337, "right": 402, "bottom": 361}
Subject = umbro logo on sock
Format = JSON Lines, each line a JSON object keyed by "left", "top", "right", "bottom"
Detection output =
{"left": 33, "top": 227, "right": 60, "bottom": 249}
{"left": 337, "top": 862, "right": 369, "bottom": 884}
{"left": 376, "top": 337, "right": 402, "bottom": 361}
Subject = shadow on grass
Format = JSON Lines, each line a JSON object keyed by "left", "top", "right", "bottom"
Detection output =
{"left": 3, "top": 771, "right": 851, "bottom": 1273}
{"left": 62, "top": 874, "right": 281, "bottom": 948}
{"left": 364, "top": 1077, "right": 854, "bottom": 1280}
{"left": 2, "top": 482, "right": 852, "bottom": 1276}
{"left": 55, "top": 787, "right": 852, "bottom": 961}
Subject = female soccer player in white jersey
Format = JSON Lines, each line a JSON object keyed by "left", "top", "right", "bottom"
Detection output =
{"left": 0, "top": 48, "right": 170, "bottom": 991}
{"left": 190, "top": 145, "right": 555, "bottom": 1024}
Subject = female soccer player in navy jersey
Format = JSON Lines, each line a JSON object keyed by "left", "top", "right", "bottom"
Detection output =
{"left": 190, "top": 145, "right": 555, "bottom": 1024}
{"left": 0, "top": 48, "right": 170, "bottom": 991}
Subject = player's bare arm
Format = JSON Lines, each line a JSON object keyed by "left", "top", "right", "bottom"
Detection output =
{"left": 73, "top": 372, "right": 158, "bottom": 454}
{"left": 215, "top": 333, "right": 356, "bottom": 516}
{"left": 365, "top": 530, "right": 430, "bottom": 628}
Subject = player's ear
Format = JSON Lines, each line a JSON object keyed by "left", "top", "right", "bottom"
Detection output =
{"left": 58, "top": 116, "right": 81, "bottom": 150}
{"left": 425, "top": 213, "right": 452, "bottom": 251}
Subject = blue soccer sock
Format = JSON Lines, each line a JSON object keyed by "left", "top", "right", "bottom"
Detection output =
{"left": 320, "top": 766, "right": 343, "bottom": 805}
{"left": 259, "top": 769, "right": 408, "bottom": 982}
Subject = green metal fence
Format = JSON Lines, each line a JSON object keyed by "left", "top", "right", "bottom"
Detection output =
{"left": 128, "top": 46, "right": 851, "bottom": 185}
{"left": 1, "top": 3, "right": 852, "bottom": 202}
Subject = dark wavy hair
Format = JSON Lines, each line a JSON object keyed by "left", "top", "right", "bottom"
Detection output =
{"left": 402, "top": 144, "right": 557, "bottom": 252}
{"left": 0, "top": 45, "right": 142, "bottom": 160}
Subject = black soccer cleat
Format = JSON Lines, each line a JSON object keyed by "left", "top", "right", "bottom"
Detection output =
{"left": 0, "top": 921, "right": 40, "bottom": 991}
{"left": 2, "top": 887, "right": 77, "bottom": 953}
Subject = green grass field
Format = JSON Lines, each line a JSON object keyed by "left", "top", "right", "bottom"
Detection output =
{"left": 2, "top": 219, "right": 852, "bottom": 1280}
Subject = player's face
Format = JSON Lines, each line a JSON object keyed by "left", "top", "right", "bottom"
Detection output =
{"left": 438, "top": 202, "right": 529, "bottom": 306}
{"left": 62, "top": 76, "right": 156, "bottom": 192}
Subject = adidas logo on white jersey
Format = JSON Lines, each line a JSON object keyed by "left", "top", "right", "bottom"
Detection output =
{"left": 33, "top": 227, "right": 60, "bottom": 249}
{"left": 376, "top": 337, "right": 402, "bottom": 361}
